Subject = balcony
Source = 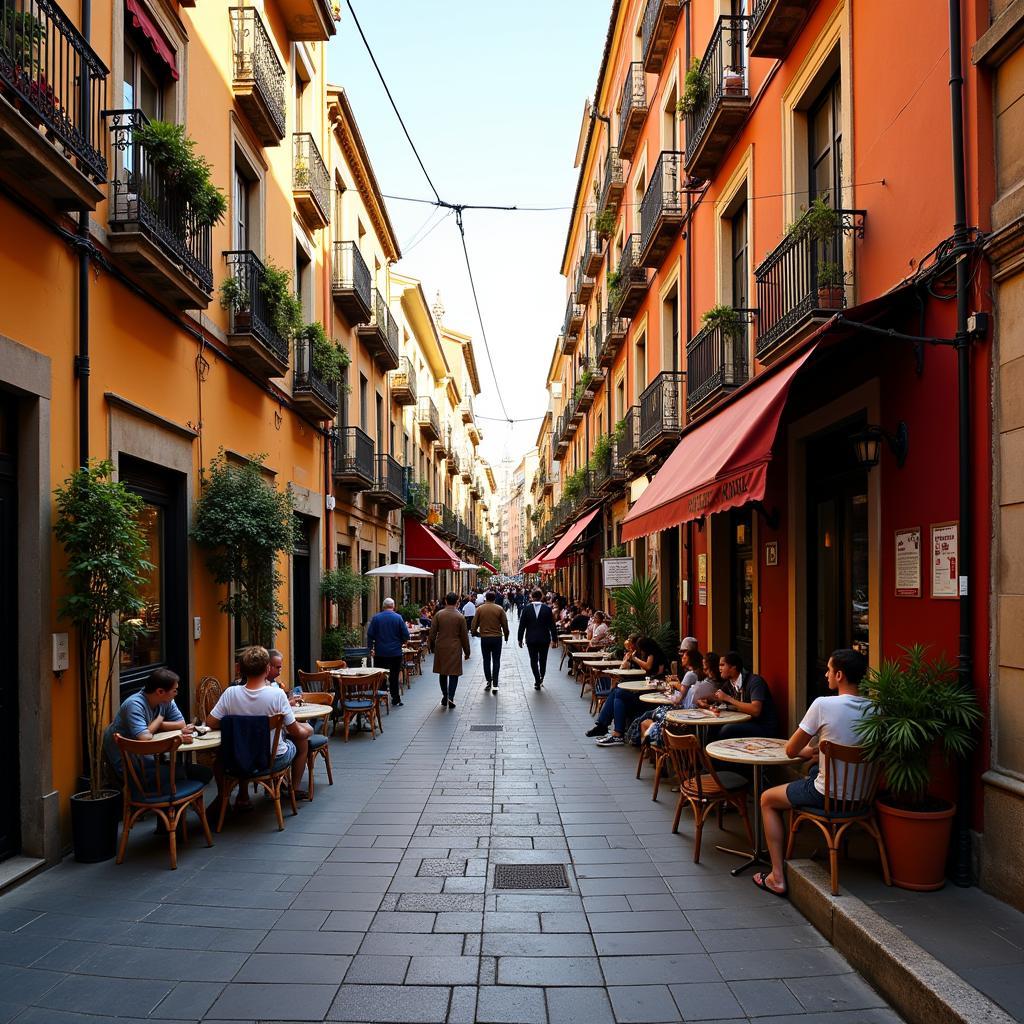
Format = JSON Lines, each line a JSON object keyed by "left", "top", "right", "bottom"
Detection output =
{"left": 417, "top": 397, "right": 441, "bottom": 442}
{"left": 389, "top": 356, "right": 417, "bottom": 406}
{"left": 642, "top": 0, "right": 684, "bottom": 73}
{"left": 367, "top": 453, "right": 405, "bottom": 511}
{"left": 583, "top": 227, "right": 604, "bottom": 277}
{"left": 292, "top": 131, "right": 330, "bottom": 229}
{"left": 293, "top": 333, "right": 339, "bottom": 420}
{"left": 748, "top": 0, "right": 816, "bottom": 58}
{"left": 356, "top": 289, "right": 400, "bottom": 370}
{"left": 754, "top": 208, "right": 865, "bottom": 361}
{"left": 617, "top": 63, "right": 648, "bottom": 163}
{"left": 469, "top": 478, "right": 481, "bottom": 500}
{"left": 563, "top": 299, "right": 584, "bottom": 345}
{"left": 467, "top": 419, "right": 482, "bottom": 445}
{"left": 446, "top": 449, "right": 460, "bottom": 477}
{"left": 683, "top": 15, "right": 751, "bottom": 182}
{"left": 639, "top": 371, "right": 686, "bottom": 454}
{"left": 640, "top": 151, "right": 686, "bottom": 267}
{"left": 460, "top": 459, "right": 472, "bottom": 483}
{"left": 611, "top": 235, "right": 649, "bottom": 318}
{"left": 618, "top": 405, "right": 643, "bottom": 466}
{"left": 230, "top": 7, "right": 286, "bottom": 146}
{"left": 597, "top": 145, "right": 624, "bottom": 220}
{"left": 221, "top": 251, "right": 290, "bottom": 376}
{"left": 554, "top": 416, "right": 569, "bottom": 461}
{"left": 331, "top": 241, "right": 372, "bottom": 324}
{"left": 460, "top": 395, "right": 474, "bottom": 423}
{"left": 686, "top": 309, "right": 755, "bottom": 415}
{"left": 596, "top": 443, "right": 628, "bottom": 495}
{"left": 596, "top": 310, "right": 629, "bottom": 368}
{"left": 333, "top": 426, "right": 374, "bottom": 491}
{"left": 0, "top": 0, "right": 108, "bottom": 209}
{"left": 277, "top": 0, "right": 337, "bottom": 42}
{"left": 105, "top": 110, "right": 213, "bottom": 309}
{"left": 403, "top": 469, "right": 429, "bottom": 520}
{"left": 569, "top": 393, "right": 584, "bottom": 426}
{"left": 575, "top": 257, "right": 595, "bottom": 305}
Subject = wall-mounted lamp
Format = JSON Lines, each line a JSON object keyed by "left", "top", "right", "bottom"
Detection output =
{"left": 850, "top": 421, "right": 909, "bottom": 470}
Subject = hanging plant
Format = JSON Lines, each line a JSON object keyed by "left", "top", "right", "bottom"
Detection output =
{"left": 563, "top": 468, "right": 586, "bottom": 501}
{"left": 677, "top": 58, "right": 709, "bottom": 118}
{"left": 260, "top": 260, "right": 304, "bottom": 341}
{"left": 788, "top": 196, "right": 840, "bottom": 243}
{"left": 591, "top": 433, "right": 613, "bottom": 469}
{"left": 613, "top": 417, "right": 627, "bottom": 443}
{"left": 300, "top": 321, "right": 350, "bottom": 385}
{"left": 700, "top": 304, "right": 746, "bottom": 338}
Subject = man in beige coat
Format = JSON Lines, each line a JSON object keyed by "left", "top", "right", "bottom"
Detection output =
{"left": 428, "top": 592, "right": 471, "bottom": 709}
{"left": 472, "top": 591, "right": 509, "bottom": 693}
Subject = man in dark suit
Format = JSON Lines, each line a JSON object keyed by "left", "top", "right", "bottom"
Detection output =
{"left": 517, "top": 588, "right": 559, "bottom": 690}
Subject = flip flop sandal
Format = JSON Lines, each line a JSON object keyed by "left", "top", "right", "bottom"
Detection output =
{"left": 752, "top": 872, "right": 787, "bottom": 898}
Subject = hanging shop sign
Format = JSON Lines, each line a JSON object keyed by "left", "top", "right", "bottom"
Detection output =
{"left": 697, "top": 553, "right": 708, "bottom": 606}
{"left": 930, "top": 522, "right": 959, "bottom": 600}
{"left": 895, "top": 527, "right": 922, "bottom": 598}
{"left": 603, "top": 557, "right": 635, "bottom": 590}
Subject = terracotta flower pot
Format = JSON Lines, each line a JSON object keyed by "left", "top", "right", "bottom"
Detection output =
{"left": 876, "top": 798, "right": 955, "bottom": 891}
{"left": 817, "top": 285, "right": 845, "bottom": 309}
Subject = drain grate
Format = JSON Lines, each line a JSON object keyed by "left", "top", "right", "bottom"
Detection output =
{"left": 470, "top": 724, "right": 504, "bottom": 731}
{"left": 493, "top": 863, "right": 570, "bottom": 890}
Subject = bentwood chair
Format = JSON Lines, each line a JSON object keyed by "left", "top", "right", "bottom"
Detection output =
{"left": 297, "top": 669, "right": 334, "bottom": 694}
{"left": 338, "top": 675, "right": 383, "bottom": 742}
{"left": 298, "top": 692, "right": 334, "bottom": 800}
{"left": 114, "top": 734, "right": 213, "bottom": 870}
{"left": 315, "top": 659, "right": 347, "bottom": 672}
{"left": 664, "top": 732, "right": 753, "bottom": 863}
{"left": 195, "top": 676, "right": 223, "bottom": 719}
{"left": 786, "top": 740, "right": 892, "bottom": 894}
{"left": 636, "top": 724, "right": 683, "bottom": 802}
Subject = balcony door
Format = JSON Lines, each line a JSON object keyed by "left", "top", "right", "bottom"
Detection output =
{"left": 809, "top": 76, "right": 842, "bottom": 207}
{"left": 291, "top": 515, "right": 313, "bottom": 678}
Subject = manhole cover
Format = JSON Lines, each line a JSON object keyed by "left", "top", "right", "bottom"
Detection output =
{"left": 470, "top": 725, "right": 504, "bottom": 731}
{"left": 493, "top": 863, "right": 569, "bottom": 890}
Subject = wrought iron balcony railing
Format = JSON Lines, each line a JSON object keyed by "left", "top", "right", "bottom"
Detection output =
{"left": 617, "top": 405, "right": 642, "bottom": 464}
{"left": 754, "top": 208, "right": 865, "bottom": 359}
{"left": 639, "top": 371, "right": 686, "bottom": 450}
{"left": 333, "top": 426, "right": 374, "bottom": 488}
{"left": 617, "top": 62, "right": 648, "bottom": 161}
{"left": 575, "top": 256, "right": 595, "bottom": 305}
{"left": 417, "top": 397, "right": 441, "bottom": 441}
{"left": 686, "top": 309, "right": 756, "bottom": 413}
{"left": 642, "top": 0, "right": 683, "bottom": 73}
{"left": 369, "top": 453, "right": 405, "bottom": 508}
{"left": 748, "top": 0, "right": 814, "bottom": 58}
{"left": 583, "top": 226, "right": 604, "bottom": 278}
{"left": 598, "top": 145, "right": 624, "bottom": 218}
{"left": 292, "top": 130, "right": 330, "bottom": 227}
{"left": 596, "top": 310, "right": 629, "bottom": 367}
{"left": 229, "top": 7, "right": 286, "bottom": 144}
{"left": 389, "top": 356, "right": 417, "bottom": 406}
{"left": 331, "top": 240, "right": 372, "bottom": 323}
{"left": 222, "top": 250, "right": 290, "bottom": 369}
{"left": 293, "top": 332, "right": 339, "bottom": 416}
{"left": 611, "top": 234, "right": 649, "bottom": 318}
{"left": 357, "top": 288, "right": 399, "bottom": 369}
{"left": 403, "top": 468, "right": 429, "bottom": 519}
{"left": 2, "top": 0, "right": 108, "bottom": 182}
{"left": 563, "top": 298, "right": 584, "bottom": 342}
{"left": 640, "top": 151, "right": 686, "bottom": 267}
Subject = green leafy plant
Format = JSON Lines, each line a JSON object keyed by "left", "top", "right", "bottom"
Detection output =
{"left": 788, "top": 196, "right": 840, "bottom": 244}
{"left": 531, "top": 507, "right": 543, "bottom": 524}
{"left": 259, "top": 260, "right": 304, "bottom": 342}
{"left": 403, "top": 478, "right": 430, "bottom": 517}
{"left": 397, "top": 603, "right": 422, "bottom": 623}
{"left": 700, "top": 304, "right": 746, "bottom": 337}
{"left": 299, "top": 321, "right": 350, "bottom": 385}
{"left": 322, "top": 625, "right": 363, "bottom": 660}
{"left": 816, "top": 260, "right": 844, "bottom": 289}
{"left": 855, "top": 644, "right": 982, "bottom": 808}
{"left": 607, "top": 267, "right": 623, "bottom": 292}
{"left": 134, "top": 120, "right": 227, "bottom": 227}
{"left": 218, "top": 275, "right": 248, "bottom": 314}
{"left": 590, "top": 433, "right": 613, "bottom": 470}
{"left": 607, "top": 544, "right": 627, "bottom": 558}
{"left": 594, "top": 209, "right": 616, "bottom": 238}
{"left": 191, "top": 451, "right": 296, "bottom": 648}
{"left": 607, "top": 574, "right": 677, "bottom": 659}
{"left": 677, "top": 58, "right": 709, "bottom": 118}
{"left": 613, "top": 417, "right": 627, "bottom": 443}
{"left": 321, "top": 563, "right": 372, "bottom": 611}
{"left": 54, "top": 461, "right": 152, "bottom": 800}
{"left": 2, "top": 7, "right": 44, "bottom": 72}
{"left": 563, "top": 468, "right": 586, "bottom": 501}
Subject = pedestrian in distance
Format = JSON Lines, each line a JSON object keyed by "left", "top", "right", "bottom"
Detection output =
{"left": 429, "top": 592, "right": 471, "bottom": 709}
{"left": 473, "top": 590, "right": 510, "bottom": 693}
{"left": 517, "top": 587, "right": 559, "bottom": 690}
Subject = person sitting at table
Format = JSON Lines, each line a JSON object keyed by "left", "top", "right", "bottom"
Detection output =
{"left": 754, "top": 647, "right": 871, "bottom": 897}
{"left": 206, "top": 645, "right": 313, "bottom": 806}
{"left": 702, "top": 650, "right": 779, "bottom": 740}
{"left": 568, "top": 605, "right": 590, "bottom": 633}
{"left": 702, "top": 649, "right": 723, "bottom": 690}
{"left": 591, "top": 635, "right": 669, "bottom": 747}
{"left": 586, "top": 611, "right": 611, "bottom": 649}
{"left": 674, "top": 647, "right": 717, "bottom": 709}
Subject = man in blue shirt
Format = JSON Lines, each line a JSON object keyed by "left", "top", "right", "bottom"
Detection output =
{"left": 367, "top": 597, "right": 410, "bottom": 707}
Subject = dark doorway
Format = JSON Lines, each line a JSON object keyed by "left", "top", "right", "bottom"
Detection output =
{"left": 805, "top": 417, "right": 870, "bottom": 706}
{"left": 292, "top": 515, "right": 313, "bottom": 680}
{"left": 118, "top": 456, "right": 189, "bottom": 717}
{"left": 360, "top": 549, "right": 371, "bottom": 624}
{"left": 0, "top": 396, "right": 20, "bottom": 860}
{"left": 662, "top": 527, "right": 681, "bottom": 642}
{"left": 729, "top": 507, "right": 754, "bottom": 669}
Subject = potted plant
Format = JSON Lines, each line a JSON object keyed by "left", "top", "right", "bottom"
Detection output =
{"left": 54, "top": 461, "right": 152, "bottom": 863}
{"left": 816, "top": 260, "right": 846, "bottom": 309}
{"left": 700, "top": 303, "right": 745, "bottom": 338}
{"left": 594, "top": 209, "right": 616, "bottom": 239}
{"left": 321, "top": 563, "right": 372, "bottom": 642}
{"left": 677, "top": 58, "right": 709, "bottom": 118}
{"left": 590, "top": 432, "right": 613, "bottom": 470}
{"left": 300, "top": 321, "right": 350, "bottom": 385}
{"left": 322, "top": 624, "right": 363, "bottom": 661}
{"left": 723, "top": 64, "right": 744, "bottom": 96}
{"left": 855, "top": 644, "right": 982, "bottom": 890}
{"left": 606, "top": 575, "right": 676, "bottom": 657}
{"left": 790, "top": 196, "right": 840, "bottom": 245}
{"left": 219, "top": 274, "right": 250, "bottom": 327}
{"left": 260, "top": 261, "right": 304, "bottom": 342}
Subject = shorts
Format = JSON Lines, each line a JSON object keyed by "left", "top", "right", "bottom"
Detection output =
{"left": 271, "top": 738, "right": 297, "bottom": 774}
{"left": 786, "top": 766, "right": 826, "bottom": 810}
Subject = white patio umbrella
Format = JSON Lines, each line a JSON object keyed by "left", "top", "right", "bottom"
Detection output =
{"left": 362, "top": 563, "right": 433, "bottom": 578}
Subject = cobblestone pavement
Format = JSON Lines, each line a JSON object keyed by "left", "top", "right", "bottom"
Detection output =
{"left": 0, "top": 638, "right": 902, "bottom": 1023}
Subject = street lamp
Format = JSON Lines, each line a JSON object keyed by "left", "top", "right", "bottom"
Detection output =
{"left": 850, "top": 422, "right": 909, "bottom": 470}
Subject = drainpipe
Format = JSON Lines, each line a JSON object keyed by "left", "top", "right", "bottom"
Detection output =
{"left": 76, "top": 0, "right": 92, "bottom": 468}
{"left": 683, "top": 0, "right": 695, "bottom": 641}
{"left": 948, "top": 0, "right": 974, "bottom": 888}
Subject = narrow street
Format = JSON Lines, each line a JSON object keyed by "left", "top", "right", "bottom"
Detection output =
{"left": 0, "top": 640, "right": 898, "bottom": 1024}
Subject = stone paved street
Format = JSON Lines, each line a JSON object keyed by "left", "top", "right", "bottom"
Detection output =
{"left": 0, "top": 641, "right": 902, "bottom": 1023}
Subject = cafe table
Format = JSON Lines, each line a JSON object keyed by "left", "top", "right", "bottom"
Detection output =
{"left": 703, "top": 736, "right": 802, "bottom": 876}
{"left": 616, "top": 677, "right": 663, "bottom": 693}
{"left": 604, "top": 668, "right": 648, "bottom": 679}
{"left": 663, "top": 708, "right": 751, "bottom": 753}
{"left": 639, "top": 691, "right": 678, "bottom": 707}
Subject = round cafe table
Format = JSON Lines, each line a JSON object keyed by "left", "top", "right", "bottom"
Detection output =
{"left": 664, "top": 708, "right": 751, "bottom": 751}
{"left": 604, "top": 668, "right": 648, "bottom": 680}
{"left": 704, "top": 736, "right": 802, "bottom": 877}
{"left": 292, "top": 704, "right": 332, "bottom": 724}
{"left": 639, "top": 692, "right": 678, "bottom": 707}
{"left": 616, "top": 678, "right": 663, "bottom": 693}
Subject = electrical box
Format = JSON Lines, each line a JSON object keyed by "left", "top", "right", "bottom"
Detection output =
{"left": 52, "top": 633, "right": 69, "bottom": 673}
{"left": 193, "top": 616, "right": 202, "bottom": 640}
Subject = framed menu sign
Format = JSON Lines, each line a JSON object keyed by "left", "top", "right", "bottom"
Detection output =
{"left": 894, "top": 527, "right": 921, "bottom": 597}
{"left": 930, "top": 522, "right": 959, "bottom": 599}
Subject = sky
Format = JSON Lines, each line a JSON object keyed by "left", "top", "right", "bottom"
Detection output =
{"left": 326, "top": 0, "right": 610, "bottom": 491}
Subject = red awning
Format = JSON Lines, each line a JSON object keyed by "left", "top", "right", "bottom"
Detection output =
{"left": 404, "top": 519, "right": 460, "bottom": 572}
{"left": 127, "top": 0, "right": 180, "bottom": 81}
{"left": 481, "top": 560, "right": 498, "bottom": 573}
{"left": 520, "top": 544, "right": 552, "bottom": 574}
{"left": 621, "top": 347, "right": 816, "bottom": 541}
{"left": 540, "top": 508, "right": 601, "bottom": 570}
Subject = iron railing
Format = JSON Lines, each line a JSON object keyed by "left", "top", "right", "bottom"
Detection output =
{"left": 292, "top": 131, "right": 330, "bottom": 223}
{"left": 598, "top": 144, "right": 623, "bottom": 215}
{"left": 611, "top": 234, "right": 648, "bottom": 316}
{"left": 229, "top": 7, "right": 285, "bottom": 139}
{"left": 331, "top": 240, "right": 371, "bottom": 306}
{"left": 640, "top": 151, "right": 685, "bottom": 256}
{"left": 222, "top": 250, "right": 290, "bottom": 365}
{"left": 754, "top": 208, "right": 866, "bottom": 357}
{"left": 373, "top": 453, "right": 405, "bottom": 501}
{"left": 617, "top": 62, "right": 647, "bottom": 151}
{"left": 403, "top": 469, "right": 429, "bottom": 517}
{"left": 642, "top": 0, "right": 680, "bottom": 67}
{"left": 293, "top": 332, "right": 338, "bottom": 412}
{"left": 417, "top": 396, "right": 440, "bottom": 439}
{"left": 640, "top": 371, "right": 686, "bottom": 447}
{"left": 618, "top": 405, "right": 642, "bottom": 462}
{"left": 596, "top": 310, "right": 629, "bottom": 365}
{"left": 106, "top": 109, "right": 213, "bottom": 292}
{"left": 575, "top": 257, "right": 594, "bottom": 303}
{"left": 365, "top": 287, "right": 399, "bottom": 361}
{"left": 563, "top": 298, "right": 584, "bottom": 340}
{"left": 333, "top": 426, "right": 374, "bottom": 482}
{"left": 686, "top": 309, "right": 756, "bottom": 410}
{"left": 1, "top": 0, "right": 108, "bottom": 181}
{"left": 683, "top": 15, "right": 750, "bottom": 165}
{"left": 389, "top": 355, "right": 417, "bottom": 403}
{"left": 583, "top": 226, "right": 604, "bottom": 277}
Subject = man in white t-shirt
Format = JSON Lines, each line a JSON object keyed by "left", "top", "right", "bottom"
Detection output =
{"left": 754, "top": 648, "right": 870, "bottom": 898}
{"left": 207, "top": 646, "right": 313, "bottom": 806}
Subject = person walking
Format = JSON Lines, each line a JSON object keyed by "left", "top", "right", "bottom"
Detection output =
{"left": 366, "top": 597, "right": 410, "bottom": 707}
{"left": 473, "top": 590, "right": 510, "bottom": 693}
{"left": 517, "top": 587, "right": 559, "bottom": 690}
{"left": 461, "top": 594, "right": 477, "bottom": 633}
{"left": 429, "top": 592, "right": 471, "bottom": 709}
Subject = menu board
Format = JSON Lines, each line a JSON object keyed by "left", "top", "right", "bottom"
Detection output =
{"left": 895, "top": 527, "right": 921, "bottom": 597}
{"left": 930, "top": 522, "right": 959, "bottom": 599}
{"left": 602, "top": 557, "right": 635, "bottom": 589}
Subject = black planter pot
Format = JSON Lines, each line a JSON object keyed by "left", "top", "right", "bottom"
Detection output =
{"left": 70, "top": 789, "right": 121, "bottom": 863}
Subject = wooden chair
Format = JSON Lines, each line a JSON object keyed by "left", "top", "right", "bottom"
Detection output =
{"left": 315, "top": 659, "right": 347, "bottom": 672}
{"left": 298, "top": 692, "right": 334, "bottom": 801}
{"left": 636, "top": 724, "right": 681, "bottom": 802}
{"left": 195, "top": 676, "right": 223, "bottom": 720}
{"left": 786, "top": 740, "right": 892, "bottom": 895}
{"left": 664, "top": 731, "right": 753, "bottom": 863}
{"left": 114, "top": 733, "right": 213, "bottom": 870}
{"left": 338, "top": 675, "right": 383, "bottom": 742}
{"left": 297, "top": 669, "right": 334, "bottom": 694}
{"left": 590, "top": 673, "right": 613, "bottom": 716}
{"left": 402, "top": 645, "right": 419, "bottom": 690}
{"left": 215, "top": 713, "right": 298, "bottom": 832}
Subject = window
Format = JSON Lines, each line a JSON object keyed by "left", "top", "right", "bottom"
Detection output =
{"left": 359, "top": 374, "right": 368, "bottom": 431}
{"left": 731, "top": 200, "right": 749, "bottom": 309}
{"left": 375, "top": 393, "right": 384, "bottom": 453}
{"left": 295, "top": 242, "right": 312, "bottom": 322}
{"left": 809, "top": 76, "right": 842, "bottom": 206}
{"left": 122, "top": 503, "right": 164, "bottom": 671}
{"left": 661, "top": 285, "right": 678, "bottom": 371}
{"left": 233, "top": 168, "right": 252, "bottom": 251}
{"left": 295, "top": 67, "right": 308, "bottom": 133}
{"left": 123, "top": 35, "right": 165, "bottom": 121}
{"left": 634, "top": 335, "right": 647, "bottom": 402}
{"left": 616, "top": 377, "right": 626, "bottom": 421}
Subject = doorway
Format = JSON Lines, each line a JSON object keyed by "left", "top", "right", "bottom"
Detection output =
{"left": 0, "top": 398, "right": 20, "bottom": 860}
{"left": 729, "top": 507, "right": 754, "bottom": 669}
{"left": 292, "top": 515, "right": 312, "bottom": 678}
{"left": 805, "top": 418, "right": 869, "bottom": 706}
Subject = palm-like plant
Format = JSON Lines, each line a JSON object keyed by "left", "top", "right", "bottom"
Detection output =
{"left": 854, "top": 644, "right": 982, "bottom": 807}
{"left": 608, "top": 575, "right": 677, "bottom": 657}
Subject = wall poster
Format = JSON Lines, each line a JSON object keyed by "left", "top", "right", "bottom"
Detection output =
{"left": 930, "top": 522, "right": 959, "bottom": 599}
{"left": 894, "top": 527, "right": 921, "bottom": 597}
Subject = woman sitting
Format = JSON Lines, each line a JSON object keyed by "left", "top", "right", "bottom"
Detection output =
{"left": 633, "top": 648, "right": 715, "bottom": 747}
{"left": 591, "top": 636, "right": 669, "bottom": 747}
